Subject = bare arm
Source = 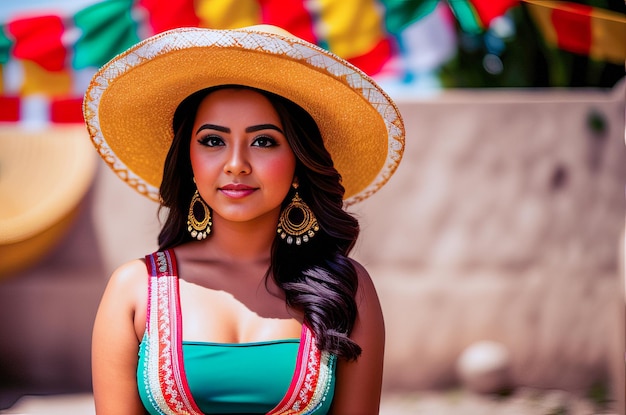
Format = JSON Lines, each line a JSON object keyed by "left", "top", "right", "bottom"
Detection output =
{"left": 92, "top": 260, "right": 148, "bottom": 415}
{"left": 329, "top": 260, "right": 385, "bottom": 414}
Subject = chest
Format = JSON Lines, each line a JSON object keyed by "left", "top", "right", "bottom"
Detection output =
{"left": 177, "top": 278, "right": 302, "bottom": 344}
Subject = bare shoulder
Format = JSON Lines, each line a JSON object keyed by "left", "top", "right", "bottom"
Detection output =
{"left": 99, "top": 259, "right": 149, "bottom": 338}
{"left": 105, "top": 259, "right": 149, "bottom": 301}
{"left": 348, "top": 258, "right": 380, "bottom": 305}
{"left": 109, "top": 259, "right": 148, "bottom": 287}
{"left": 349, "top": 257, "right": 369, "bottom": 277}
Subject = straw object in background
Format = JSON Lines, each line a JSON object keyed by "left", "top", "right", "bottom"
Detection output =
{"left": 0, "top": 126, "right": 97, "bottom": 277}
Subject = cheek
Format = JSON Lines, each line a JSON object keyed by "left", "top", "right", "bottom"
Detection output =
{"left": 189, "top": 146, "right": 216, "bottom": 179}
{"left": 261, "top": 154, "right": 296, "bottom": 187}
{"left": 189, "top": 144, "right": 201, "bottom": 175}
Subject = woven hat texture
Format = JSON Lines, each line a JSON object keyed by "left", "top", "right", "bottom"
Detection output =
{"left": 83, "top": 25, "right": 404, "bottom": 205}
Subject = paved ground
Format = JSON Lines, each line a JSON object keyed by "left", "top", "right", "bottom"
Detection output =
{"left": 380, "top": 388, "right": 616, "bottom": 415}
{"left": 0, "top": 388, "right": 617, "bottom": 415}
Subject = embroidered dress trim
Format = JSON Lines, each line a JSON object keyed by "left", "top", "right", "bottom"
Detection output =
{"left": 142, "top": 249, "right": 335, "bottom": 415}
{"left": 267, "top": 331, "right": 336, "bottom": 415}
{"left": 143, "top": 250, "right": 204, "bottom": 415}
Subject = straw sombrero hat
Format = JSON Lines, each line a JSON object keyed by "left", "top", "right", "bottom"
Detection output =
{"left": 83, "top": 25, "right": 404, "bottom": 206}
{"left": 0, "top": 126, "right": 97, "bottom": 277}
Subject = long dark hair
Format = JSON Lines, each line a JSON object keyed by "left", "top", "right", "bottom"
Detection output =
{"left": 158, "top": 85, "right": 362, "bottom": 360}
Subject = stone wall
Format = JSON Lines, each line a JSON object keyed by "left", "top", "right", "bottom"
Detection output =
{"left": 350, "top": 81, "right": 625, "bottom": 408}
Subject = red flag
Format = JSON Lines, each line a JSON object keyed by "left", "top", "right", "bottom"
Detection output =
{"left": 138, "top": 0, "right": 200, "bottom": 35}
{"left": 51, "top": 97, "right": 83, "bottom": 124}
{"left": 470, "top": 0, "right": 519, "bottom": 27}
{"left": 259, "top": 0, "right": 317, "bottom": 44}
{"left": 7, "top": 15, "right": 66, "bottom": 72}
{"left": 524, "top": 0, "right": 626, "bottom": 64}
{"left": 551, "top": 3, "right": 592, "bottom": 56}
{"left": 348, "top": 37, "right": 394, "bottom": 76}
{"left": 0, "top": 95, "right": 20, "bottom": 122}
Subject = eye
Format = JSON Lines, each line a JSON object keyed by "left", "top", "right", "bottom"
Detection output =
{"left": 252, "top": 135, "right": 277, "bottom": 148}
{"left": 198, "top": 135, "right": 224, "bottom": 147}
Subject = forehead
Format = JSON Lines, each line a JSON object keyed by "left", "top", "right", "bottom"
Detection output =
{"left": 195, "top": 88, "right": 281, "bottom": 122}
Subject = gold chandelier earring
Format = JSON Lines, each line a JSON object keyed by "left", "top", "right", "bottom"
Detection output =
{"left": 277, "top": 182, "right": 319, "bottom": 245}
{"left": 187, "top": 188, "right": 212, "bottom": 240}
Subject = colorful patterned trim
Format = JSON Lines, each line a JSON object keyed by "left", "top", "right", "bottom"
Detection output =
{"left": 268, "top": 328, "right": 336, "bottom": 415}
{"left": 143, "top": 250, "right": 204, "bottom": 415}
{"left": 142, "top": 249, "right": 336, "bottom": 414}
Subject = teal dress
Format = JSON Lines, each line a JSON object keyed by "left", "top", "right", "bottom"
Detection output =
{"left": 137, "top": 250, "right": 336, "bottom": 415}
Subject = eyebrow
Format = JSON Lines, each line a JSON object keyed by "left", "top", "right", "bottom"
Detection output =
{"left": 196, "top": 124, "right": 229, "bottom": 134}
{"left": 195, "top": 123, "right": 284, "bottom": 135}
{"left": 246, "top": 124, "right": 284, "bottom": 134}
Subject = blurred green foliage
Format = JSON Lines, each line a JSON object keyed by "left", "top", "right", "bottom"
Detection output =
{"left": 439, "top": 0, "right": 625, "bottom": 88}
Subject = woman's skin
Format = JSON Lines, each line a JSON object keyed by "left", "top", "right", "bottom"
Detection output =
{"left": 91, "top": 88, "right": 385, "bottom": 415}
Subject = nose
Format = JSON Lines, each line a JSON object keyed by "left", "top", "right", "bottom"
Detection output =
{"left": 223, "top": 143, "right": 251, "bottom": 175}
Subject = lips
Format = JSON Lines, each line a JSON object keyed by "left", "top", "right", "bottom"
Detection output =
{"left": 219, "top": 183, "right": 257, "bottom": 198}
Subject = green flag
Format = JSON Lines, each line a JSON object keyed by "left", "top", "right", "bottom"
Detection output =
{"left": 0, "top": 25, "right": 12, "bottom": 65}
{"left": 380, "top": 0, "right": 439, "bottom": 34}
{"left": 73, "top": 0, "right": 141, "bottom": 69}
{"left": 447, "top": 0, "right": 483, "bottom": 33}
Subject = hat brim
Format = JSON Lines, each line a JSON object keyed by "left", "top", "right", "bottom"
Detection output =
{"left": 84, "top": 26, "right": 404, "bottom": 205}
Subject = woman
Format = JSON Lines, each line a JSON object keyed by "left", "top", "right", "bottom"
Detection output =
{"left": 86, "top": 25, "right": 404, "bottom": 415}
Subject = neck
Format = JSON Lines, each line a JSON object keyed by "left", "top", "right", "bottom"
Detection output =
{"left": 200, "top": 211, "right": 279, "bottom": 263}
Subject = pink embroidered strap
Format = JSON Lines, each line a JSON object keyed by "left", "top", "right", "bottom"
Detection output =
{"left": 144, "top": 250, "right": 204, "bottom": 415}
{"left": 268, "top": 324, "right": 336, "bottom": 415}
